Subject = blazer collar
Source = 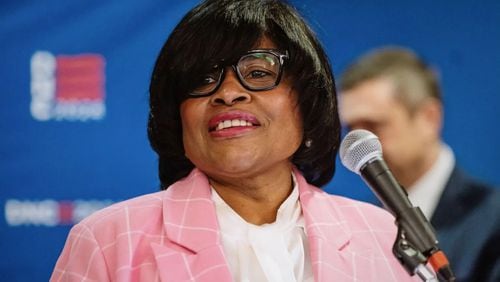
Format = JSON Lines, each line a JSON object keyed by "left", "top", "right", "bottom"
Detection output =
{"left": 152, "top": 169, "right": 232, "bottom": 281}
{"left": 294, "top": 168, "right": 356, "bottom": 281}
{"left": 159, "top": 167, "right": 352, "bottom": 252}
{"left": 294, "top": 167, "right": 352, "bottom": 250}
{"left": 161, "top": 168, "right": 221, "bottom": 252}
{"left": 153, "top": 168, "right": 354, "bottom": 282}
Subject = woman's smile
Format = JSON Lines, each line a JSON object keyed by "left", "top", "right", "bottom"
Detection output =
{"left": 208, "top": 110, "right": 261, "bottom": 138}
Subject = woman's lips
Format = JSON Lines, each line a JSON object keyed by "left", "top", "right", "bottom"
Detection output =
{"left": 208, "top": 111, "right": 260, "bottom": 137}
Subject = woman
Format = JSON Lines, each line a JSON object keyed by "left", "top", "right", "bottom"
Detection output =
{"left": 51, "top": 0, "right": 418, "bottom": 281}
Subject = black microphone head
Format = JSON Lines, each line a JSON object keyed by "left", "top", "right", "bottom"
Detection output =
{"left": 339, "top": 129, "right": 383, "bottom": 174}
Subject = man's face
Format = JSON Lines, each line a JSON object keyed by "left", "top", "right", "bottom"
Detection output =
{"left": 339, "top": 77, "right": 436, "bottom": 187}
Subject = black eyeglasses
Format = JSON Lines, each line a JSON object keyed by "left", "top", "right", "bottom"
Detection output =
{"left": 189, "top": 49, "right": 289, "bottom": 97}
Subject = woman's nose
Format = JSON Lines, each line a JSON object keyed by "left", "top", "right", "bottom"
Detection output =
{"left": 210, "top": 69, "right": 251, "bottom": 106}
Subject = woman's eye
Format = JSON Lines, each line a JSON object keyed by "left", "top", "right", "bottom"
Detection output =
{"left": 196, "top": 72, "right": 219, "bottom": 86}
{"left": 201, "top": 76, "right": 217, "bottom": 85}
{"left": 191, "top": 72, "right": 220, "bottom": 94}
{"left": 247, "top": 70, "right": 271, "bottom": 79}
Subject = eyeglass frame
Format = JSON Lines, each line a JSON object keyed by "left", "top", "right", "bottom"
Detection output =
{"left": 188, "top": 49, "right": 289, "bottom": 98}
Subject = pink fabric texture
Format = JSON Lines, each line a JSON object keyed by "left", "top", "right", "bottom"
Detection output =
{"left": 51, "top": 168, "right": 419, "bottom": 281}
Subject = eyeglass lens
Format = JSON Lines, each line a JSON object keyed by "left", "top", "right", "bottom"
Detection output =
{"left": 236, "top": 53, "right": 280, "bottom": 89}
{"left": 191, "top": 52, "right": 281, "bottom": 96}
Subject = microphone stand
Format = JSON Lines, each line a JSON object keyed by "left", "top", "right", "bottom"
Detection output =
{"left": 359, "top": 159, "right": 455, "bottom": 281}
{"left": 392, "top": 205, "right": 456, "bottom": 282}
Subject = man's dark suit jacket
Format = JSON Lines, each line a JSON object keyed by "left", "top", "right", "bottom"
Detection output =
{"left": 366, "top": 165, "right": 499, "bottom": 281}
{"left": 431, "top": 166, "right": 500, "bottom": 282}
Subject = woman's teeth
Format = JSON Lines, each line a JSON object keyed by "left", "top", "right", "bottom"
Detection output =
{"left": 216, "top": 119, "right": 253, "bottom": 131}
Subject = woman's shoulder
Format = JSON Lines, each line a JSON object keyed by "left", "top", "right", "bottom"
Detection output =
{"left": 75, "top": 190, "right": 166, "bottom": 235}
{"left": 306, "top": 186, "right": 396, "bottom": 230}
{"left": 72, "top": 170, "right": 211, "bottom": 238}
{"left": 296, "top": 171, "right": 395, "bottom": 228}
{"left": 305, "top": 183, "right": 389, "bottom": 213}
{"left": 327, "top": 193, "right": 389, "bottom": 215}
{"left": 332, "top": 193, "right": 393, "bottom": 221}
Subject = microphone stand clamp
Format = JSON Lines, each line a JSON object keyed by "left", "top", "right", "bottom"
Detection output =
{"left": 393, "top": 228, "right": 438, "bottom": 281}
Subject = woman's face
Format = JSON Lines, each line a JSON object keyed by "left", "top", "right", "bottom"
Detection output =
{"left": 180, "top": 37, "right": 303, "bottom": 181}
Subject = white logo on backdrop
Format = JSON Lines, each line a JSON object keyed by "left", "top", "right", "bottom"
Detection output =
{"left": 4, "top": 199, "right": 114, "bottom": 226}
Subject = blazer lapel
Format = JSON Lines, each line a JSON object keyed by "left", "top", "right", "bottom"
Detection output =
{"left": 152, "top": 169, "right": 233, "bottom": 282}
{"left": 295, "top": 168, "right": 355, "bottom": 282}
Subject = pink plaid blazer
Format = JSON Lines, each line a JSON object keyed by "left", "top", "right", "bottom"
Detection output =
{"left": 51, "top": 168, "right": 419, "bottom": 281}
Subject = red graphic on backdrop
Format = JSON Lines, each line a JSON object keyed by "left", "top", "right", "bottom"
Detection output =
{"left": 56, "top": 54, "right": 105, "bottom": 102}
{"left": 30, "top": 51, "right": 106, "bottom": 121}
{"left": 58, "top": 201, "right": 75, "bottom": 225}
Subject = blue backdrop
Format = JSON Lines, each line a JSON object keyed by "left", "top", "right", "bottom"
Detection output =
{"left": 1, "top": 1, "right": 499, "bottom": 280}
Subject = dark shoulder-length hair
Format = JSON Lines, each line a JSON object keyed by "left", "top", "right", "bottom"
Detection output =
{"left": 148, "top": 0, "right": 340, "bottom": 189}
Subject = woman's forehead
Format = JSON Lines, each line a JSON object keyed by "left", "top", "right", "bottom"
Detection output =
{"left": 252, "top": 36, "right": 278, "bottom": 49}
{"left": 210, "top": 36, "right": 280, "bottom": 64}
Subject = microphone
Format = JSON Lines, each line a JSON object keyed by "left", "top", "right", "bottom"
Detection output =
{"left": 340, "top": 129, "right": 455, "bottom": 281}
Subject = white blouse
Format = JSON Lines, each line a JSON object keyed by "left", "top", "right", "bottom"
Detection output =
{"left": 211, "top": 174, "right": 314, "bottom": 282}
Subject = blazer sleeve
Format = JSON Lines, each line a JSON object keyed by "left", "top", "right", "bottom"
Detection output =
{"left": 51, "top": 223, "right": 110, "bottom": 282}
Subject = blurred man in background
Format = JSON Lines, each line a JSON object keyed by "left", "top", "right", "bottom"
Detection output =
{"left": 338, "top": 47, "right": 499, "bottom": 282}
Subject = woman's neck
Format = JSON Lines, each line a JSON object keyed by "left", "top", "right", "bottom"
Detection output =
{"left": 208, "top": 166, "right": 294, "bottom": 225}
